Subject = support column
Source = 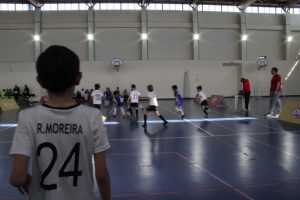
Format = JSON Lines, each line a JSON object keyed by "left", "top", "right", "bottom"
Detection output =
{"left": 141, "top": 8, "right": 148, "bottom": 60}
{"left": 88, "top": 8, "right": 95, "bottom": 61}
{"left": 284, "top": 12, "right": 291, "bottom": 60}
{"left": 240, "top": 10, "right": 247, "bottom": 61}
{"left": 34, "top": 8, "right": 41, "bottom": 61}
{"left": 192, "top": 9, "right": 199, "bottom": 60}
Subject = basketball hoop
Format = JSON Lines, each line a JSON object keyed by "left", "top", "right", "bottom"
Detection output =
{"left": 257, "top": 56, "right": 268, "bottom": 71}
{"left": 111, "top": 58, "right": 124, "bottom": 72}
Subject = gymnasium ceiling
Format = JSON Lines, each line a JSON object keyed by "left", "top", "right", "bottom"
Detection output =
{"left": 0, "top": 0, "right": 300, "bottom": 9}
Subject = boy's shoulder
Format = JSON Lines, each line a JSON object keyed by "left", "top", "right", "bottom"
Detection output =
{"left": 20, "top": 104, "right": 100, "bottom": 116}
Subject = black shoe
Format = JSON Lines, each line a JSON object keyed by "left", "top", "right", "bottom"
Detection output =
{"left": 264, "top": 112, "right": 270, "bottom": 116}
{"left": 163, "top": 121, "right": 168, "bottom": 127}
{"left": 181, "top": 115, "right": 185, "bottom": 119}
{"left": 142, "top": 124, "right": 147, "bottom": 128}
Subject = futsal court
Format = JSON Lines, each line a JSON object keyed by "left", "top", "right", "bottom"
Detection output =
{"left": 1, "top": 97, "right": 300, "bottom": 200}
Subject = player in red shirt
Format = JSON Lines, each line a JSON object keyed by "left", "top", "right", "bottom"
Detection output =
{"left": 266, "top": 67, "right": 282, "bottom": 118}
{"left": 240, "top": 78, "right": 251, "bottom": 111}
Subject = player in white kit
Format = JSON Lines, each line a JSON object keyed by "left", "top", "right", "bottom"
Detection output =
{"left": 9, "top": 45, "right": 111, "bottom": 200}
{"left": 127, "top": 84, "right": 141, "bottom": 119}
{"left": 91, "top": 83, "right": 103, "bottom": 110}
{"left": 142, "top": 85, "right": 168, "bottom": 128}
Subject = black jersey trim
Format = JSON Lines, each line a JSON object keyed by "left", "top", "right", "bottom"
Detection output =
{"left": 42, "top": 103, "right": 81, "bottom": 110}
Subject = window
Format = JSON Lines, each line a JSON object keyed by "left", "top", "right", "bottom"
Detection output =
{"left": 16, "top": 4, "right": 29, "bottom": 11}
{"left": 233, "top": 6, "right": 239, "bottom": 13}
{"left": 163, "top": 4, "right": 170, "bottom": 11}
{"left": 258, "top": 7, "right": 264, "bottom": 13}
{"left": 175, "top": 4, "right": 182, "bottom": 11}
{"left": 264, "top": 7, "right": 270, "bottom": 14}
{"left": 293, "top": 8, "right": 300, "bottom": 14}
{"left": 245, "top": 7, "right": 253, "bottom": 13}
{"left": 71, "top": 3, "right": 78, "bottom": 10}
{"left": 79, "top": 3, "right": 88, "bottom": 10}
{"left": 169, "top": 4, "right": 176, "bottom": 10}
{"left": 148, "top": 4, "right": 155, "bottom": 10}
{"left": 269, "top": 7, "right": 276, "bottom": 14}
{"left": 276, "top": 7, "right": 284, "bottom": 14}
{"left": 202, "top": 5, "right": 209, "bottom": 12}
{"left": 183, "top": 4, "right": 192, "bottom": 11}
{"left": 155, "top": 3, "right": 162, "bottom": 10}
{"left": 58, "top": 3, "right": 65, "bottom": 10}
{"left": 215, "top": 5, "right": 221, "bottom": 12}
{"left": 252, "top": 6, "right": 258, "bottom": 13}
{"left": 65, "top": 4, "right": 72, "bottom": 10}
{"left": 93, "top": 3, "right": 100, "bottom": 10}
{"left": 227, "top": 6, "right": 234, "bottom": 12}
{"left": 208, "top": 5, "right": 216, "bottom": 12}
{"left": 197, "top": 5, "right": 202, "bottom": 11}
{"left": 222, "top": 5, "right": 228, "bottom": 12}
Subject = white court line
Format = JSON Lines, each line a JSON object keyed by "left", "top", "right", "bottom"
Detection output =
{"left": 212, "top": 108, "right": 282, "bottom": 132}
{"left": 161, "top": 106, "right": 262, "bottom": 159}
{"left": 1, "top": 130, "right": 298, "bottom": 143}
{"left": 0, "top": 126, "right": 15, "bottom": 135}
{"left": 206, "top": 111, "right": 300, "bottom": 160}
{"left": 161, "top": 106, "right": 215, "bottom": 136}
{"left": 109, "top": 130, "right": 300, "bottom": 141}
{"left": 175, "top": 152, "right": 255, "bottom": 200}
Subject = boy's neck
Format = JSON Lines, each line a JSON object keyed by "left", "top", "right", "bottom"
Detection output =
{"left": 46, "top": 88, "right": 77, "bottom": 108}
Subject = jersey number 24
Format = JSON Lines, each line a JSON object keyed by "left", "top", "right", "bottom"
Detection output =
{"left": 37, "top": 142, "right": 82, "bottom": 190}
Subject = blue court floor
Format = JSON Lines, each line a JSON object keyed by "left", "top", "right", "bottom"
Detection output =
{"left": 1, "top": 97, "right": 300, "bottom": 200}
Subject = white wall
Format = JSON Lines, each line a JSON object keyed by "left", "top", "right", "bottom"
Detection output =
{"left": 199, "top": 29, "right": 240, "bottom": 60}
{"left": 246, "top": 30, "right": 283, "bottom": 60}
{"left": 0, "top": 60, "right": 297, "bottom": 98}
{"left": 0, "top": 10, "right": 300, "bottom": 98}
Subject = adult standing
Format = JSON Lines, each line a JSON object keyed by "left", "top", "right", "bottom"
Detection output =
{"left": 240, "top": 78, "right": 251, "bottom": 111}
{"left": 266, "top": 67, "right": 282, "bottom": 118}
{"left": 13, "top": 85, "right": 20, "bottom": 102}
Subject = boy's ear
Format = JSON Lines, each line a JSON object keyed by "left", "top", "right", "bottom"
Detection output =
{"left": 75, "top": 72, "right": 82, "bottom": 86}
{"left": 36, "top": 76, "right": 45, "bottom": 88}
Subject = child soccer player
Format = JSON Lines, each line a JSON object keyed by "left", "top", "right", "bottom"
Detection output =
{"left": 127, "top": 84, "right": 141, "bottom": 119}
{"left": 195, "top": 85, "right": 209, "bottom": 117}
{"left": 104, "top": 87, "right": 113, "bottom": 107}
{"left": 112, "top": 90, "right": 127, "bottom": 118}
{"left": 9, "top": 45, "right": 111, "bottom": 200}
{"left": 171, "top": 85, "right": 185, "bottom": 119}
{"left": 143, "top": 85, "right": 168, "bottom": 128}
{"left": 91, "top": 83, "right": 103, "bottom": 110}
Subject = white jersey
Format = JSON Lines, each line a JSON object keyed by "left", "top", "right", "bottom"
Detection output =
{"left": 148, "top": 92, "right": 158, "bottom": 106}
{"left": 10, "top": 104, "right": 110, "bottom": 200}
{"left": 196, "top": 91, "right": 207, "bottom": 103}
{"left": 129, "top": 90, "right": 141, "bottom": 103}
{"left": 91, "top": 90, "right": 103, "bottom": 105}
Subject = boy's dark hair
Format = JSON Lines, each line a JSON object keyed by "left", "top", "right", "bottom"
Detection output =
{"left": 147, "top": 85, "right": 153, "bottom": 92}
{"left": 131, "top": 84, "right": 136, "bottom": 89}
{"left": 172, "top": 85, "right": 178, "bottom": 90}
{"left": 271, "top": 67, "right": 278, "bottom": 73}
{"left": 197, "top": 85, "right": 202, "bottom": 90}
{"left": 36, "top": 45, "right": 80, "bottom": 93}
{"left": 240, "top": 78, "right": 245, "bottom": 82}
{"left": 95, "top": 84, "right": 100, "bottom": 90}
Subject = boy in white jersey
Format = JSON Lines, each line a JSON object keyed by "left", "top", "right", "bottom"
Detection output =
{"left": 142, "top": 85, "right": 168, "bottom": 128}
{"left": 9, "top": 45, "right": 111, "bottom": 200}
{"left": 195, "top": 85, "right": 209, "bottom": 117}
{"left": 127, "top": 84, "right": 141, "bottom": 119}
{"left": 91, "top": 83, "right": 103, "bottom": 110}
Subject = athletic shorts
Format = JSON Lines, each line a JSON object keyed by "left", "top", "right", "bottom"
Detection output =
{"left": 200, "top": 100, "right": 208, "bottom": 107}
{"left": 130, "top": 103, "right": 139, "bottom": 107}
{"left": 146, "top": 105, "right": 157, "bottom": 112}
{"left": 94, "top": 104, "right": 101, "bottom": 110}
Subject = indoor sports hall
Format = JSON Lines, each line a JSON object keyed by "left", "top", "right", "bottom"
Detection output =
{"left": 0, "top": 0, "right": 300, "bottom": 200}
